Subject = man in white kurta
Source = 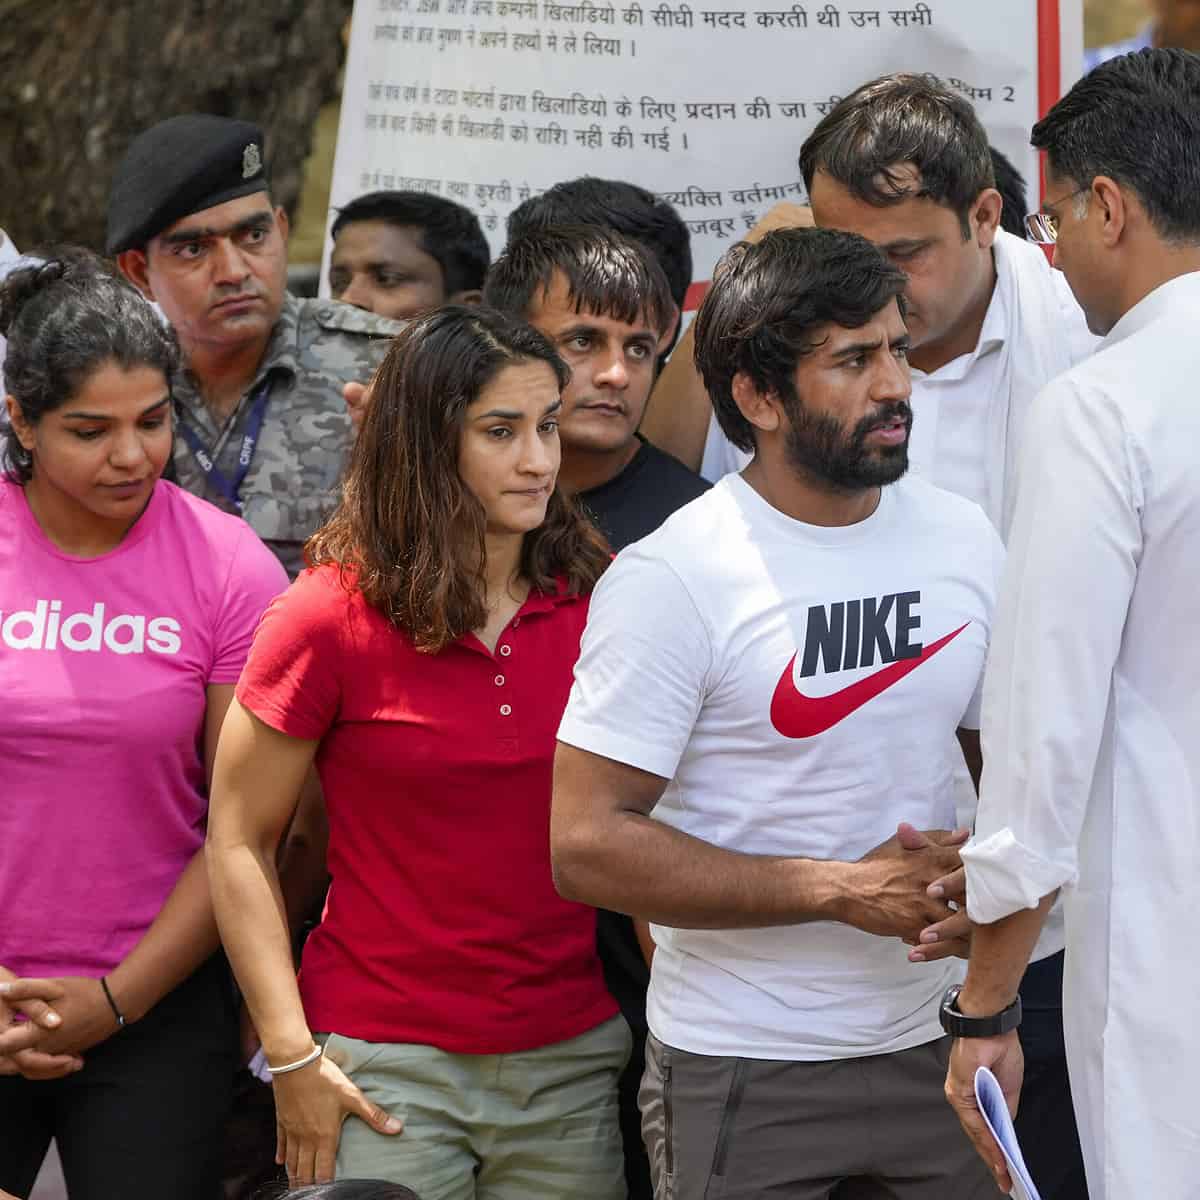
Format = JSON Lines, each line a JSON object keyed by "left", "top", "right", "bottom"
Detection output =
{"left": 945, "top": 46, "right": 1200, "bottom": 1200}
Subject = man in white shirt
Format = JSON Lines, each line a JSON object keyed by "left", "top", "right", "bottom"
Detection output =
{"left": 799, "top": 75, "right": 1095, "bottom": 539}
{"left": 795, "top": 75, "right": 1096, "bottom": 1199}
{"left": 553, "top": 227, "right": 1002, "bottom": 1199}
{"left": 944, "top": 47, "right": 1200, "bottom": 1200}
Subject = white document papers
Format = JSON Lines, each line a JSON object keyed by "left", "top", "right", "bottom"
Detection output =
{"left": 974, "top": 1066, "right": 1043, "bottom": 1200}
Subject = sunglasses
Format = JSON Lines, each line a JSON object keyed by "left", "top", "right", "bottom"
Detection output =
{"left": 1024, "top": 185, "right": 1090, "bottom": 245}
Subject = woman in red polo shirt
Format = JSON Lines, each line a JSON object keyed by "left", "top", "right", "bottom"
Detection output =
{"left": 207, "top": 306, "right": 624, "bottom": 1197}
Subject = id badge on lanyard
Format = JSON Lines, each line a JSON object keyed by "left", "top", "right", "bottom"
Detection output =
{"left": 176, "top": 379, "right": 271, "bottom": 514}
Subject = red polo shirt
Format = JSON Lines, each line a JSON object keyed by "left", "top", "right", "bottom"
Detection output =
{"left": 236, "top": 564, "right": 616, "bottom": 1053}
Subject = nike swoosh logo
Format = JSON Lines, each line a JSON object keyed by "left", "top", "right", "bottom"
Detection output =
{"left": 770, "top": 622, "right": 970, "bottom": 739}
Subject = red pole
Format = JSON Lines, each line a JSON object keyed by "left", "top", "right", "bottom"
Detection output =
{"left": 1036, "top": 0, "right": 1063, "bottom": 202}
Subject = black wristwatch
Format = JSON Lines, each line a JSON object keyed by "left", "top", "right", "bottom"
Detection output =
{"left": 939, "top": 983, "right": 1022, "bottom": 1038}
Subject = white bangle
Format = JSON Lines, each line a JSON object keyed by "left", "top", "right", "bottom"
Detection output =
{"left": 265, "top": 1043, "right": 323, "bottom": 1076}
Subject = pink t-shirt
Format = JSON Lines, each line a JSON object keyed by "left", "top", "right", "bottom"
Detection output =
{"left": 0, "top": 479, "right": 286, "bottom": 979}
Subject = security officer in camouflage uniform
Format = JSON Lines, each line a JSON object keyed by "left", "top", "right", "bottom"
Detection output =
{"left": 108, "top": 114, "right": 400, "bottom": 577}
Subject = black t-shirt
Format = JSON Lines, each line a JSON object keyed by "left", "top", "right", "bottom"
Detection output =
{"left": 578, "top": 436, "right": 710, "bottom": 552}
{"left": 576, "top": 437, "right": 710, "bottom": 1047}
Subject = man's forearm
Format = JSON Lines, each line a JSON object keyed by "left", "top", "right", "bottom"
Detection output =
{"left": 958, "top": 892, "right": 1056, "bottom": 1016}
{"left": 554, "top": 808, "right": 850, "bottom": 929}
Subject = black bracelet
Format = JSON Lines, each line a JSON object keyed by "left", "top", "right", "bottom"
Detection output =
{"left": 100, "top": 977, "right": 127, "bottom": 1029}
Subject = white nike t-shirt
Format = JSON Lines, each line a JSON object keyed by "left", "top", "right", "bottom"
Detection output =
{"left": 558, "top": 472, "right": 1004, "bottom": 1060}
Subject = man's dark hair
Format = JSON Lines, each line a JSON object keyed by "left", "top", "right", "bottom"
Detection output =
{"left": 1031, "top": 47, "right": 1200, "bottom": 244}
{"left": 693, "top": 228, "right": 907, "bottom": 453}
{"left": 506, "top": 177, "right": 692, "bottom": 312}
{"left": 332, "top": 191, "right": 491, "bottom": 294}
{"left": 483, "top": 224, "right": 674, "bottom": 337}
{"left": 990, "top": 147, "right": 1030, "bottom": 239}
{"left": 799, "top": 73, "right": 996, "bottom": 237}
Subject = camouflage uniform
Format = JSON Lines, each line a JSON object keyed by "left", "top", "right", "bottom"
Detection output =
{"left": 170, "top": 292, "right": 400, "bottom": 577}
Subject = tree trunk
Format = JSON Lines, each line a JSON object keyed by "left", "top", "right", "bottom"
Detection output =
{"left": 0, "top": 0, "right": 352, "bottom": 252}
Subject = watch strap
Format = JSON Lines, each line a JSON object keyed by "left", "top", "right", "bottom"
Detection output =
{"left": 939, "top": 983, "right": 1022, "bottom": 1038}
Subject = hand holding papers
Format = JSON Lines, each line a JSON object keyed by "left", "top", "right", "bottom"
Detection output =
{"left": 944, "top": 1031, "right": 1027, "bottom": 1195}
{"left": 974, "top": 1066, "right": 1043, "bottom": 1200}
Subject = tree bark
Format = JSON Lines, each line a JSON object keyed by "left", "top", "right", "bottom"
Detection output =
{"left": 0, "top": 0, "right": 352, "bottom": 252}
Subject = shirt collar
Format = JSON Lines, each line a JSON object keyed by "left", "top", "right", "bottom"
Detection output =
{"left": 255, "top": 291, "right": 302, "bottom": 383}
{"left": 911, "top": 265, "right": 1008, "bottom": 383}
{"left": 578, "top": 436, "right": 648, "bottom": 502}
{"left": 172, "top": 290, "right": 300, "bottom": 416}
{"left": 518, "top": 575, "right": 585, "bottom": 617}
{"left": 453, "top": 575, "right": 582, "bottom": 658}
{"left": 1100, "top": 270, "right": 1200, "bottom": 349}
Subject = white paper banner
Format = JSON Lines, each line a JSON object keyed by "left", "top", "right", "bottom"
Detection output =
{"left": 326, "top": 0, "right": 1083, "bottom": 298}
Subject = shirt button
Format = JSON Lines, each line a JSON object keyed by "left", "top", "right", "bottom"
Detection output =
{"left": 494, "top": 674, "right": 505, "bottom": 686}
{"left": 499, "top": 645, "right": 512, "bottom": 657}
{"left": 500, "top": 704, "right": 512, "bottom": 716}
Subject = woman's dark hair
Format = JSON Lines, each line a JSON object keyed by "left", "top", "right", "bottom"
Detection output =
{"left": 0, "top": 246, "right": 179, "bottom": 483}
{"left": 693, "top": 228, "right": 907, "bottom": 453}
{"left": 1032, "top": 47, "right": 1200, "bottom": 244}
{"left": 307, "top": 305, "right": 611, "bottom": 652}
{"left": 270, "top": 1182, "right": 423, "bottom": 1200}
{"left": 799, "top": 73, "right": 996, "bottom": 238}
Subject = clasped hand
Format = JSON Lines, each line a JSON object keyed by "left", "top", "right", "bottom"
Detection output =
{"left": 845, "top": 823, "right": 970, "bottom": 960}
{"left": 894, "top": 823, "right": 973, "bottom": 963}
{"left": 0, "top": 968, "right": 122, "bottom": 1079}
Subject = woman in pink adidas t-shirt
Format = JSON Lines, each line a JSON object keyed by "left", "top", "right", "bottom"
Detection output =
{"left": 0, "top": 251, "right": 286, "bottom": 1198}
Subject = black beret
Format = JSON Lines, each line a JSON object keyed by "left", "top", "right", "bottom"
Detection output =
{"left": 106, "top": 114, "right": 270, "bottom": 254}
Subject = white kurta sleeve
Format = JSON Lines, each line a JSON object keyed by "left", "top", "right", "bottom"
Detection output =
{"left": 558, "top": 544, "right": 713, "bottom": 781}
{"left": 959, "top": 523, "right": 1007, "bottom": 732}
{"left": 964, "top": 372, "right": 1143, "bottom": 924}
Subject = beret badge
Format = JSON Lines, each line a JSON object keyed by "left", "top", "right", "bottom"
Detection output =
{"left": 243, "top": 142, "right": 263, "bottom": 180}
{"left": 106, "top": 115, "right": 270, "bottom": 253}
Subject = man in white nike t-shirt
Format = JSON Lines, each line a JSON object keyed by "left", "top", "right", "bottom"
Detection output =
{"left": 797, "top": 76, "right": 1093, "bottom": 1200}
{"left": 553, "top": 228, "right": 1001, "bottom": 1199}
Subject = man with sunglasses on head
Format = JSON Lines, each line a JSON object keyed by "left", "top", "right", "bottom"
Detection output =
{"left": 944, "top": 47, "right": 1200, "bottom": 1199}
